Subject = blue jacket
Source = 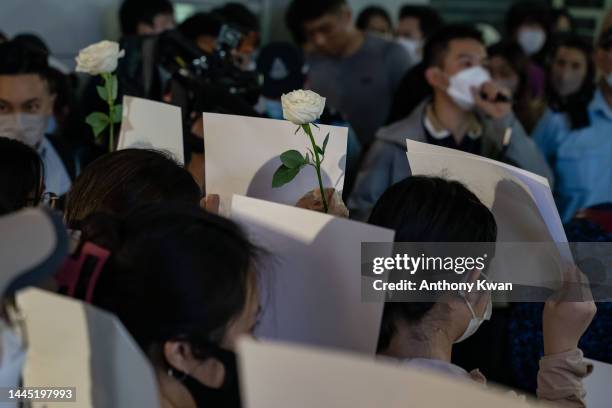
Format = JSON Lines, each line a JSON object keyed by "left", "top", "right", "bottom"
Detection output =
{"left": 534, "top": 89, "right": 612, "bottom": 222}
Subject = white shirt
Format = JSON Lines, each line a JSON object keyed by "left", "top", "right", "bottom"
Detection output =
{"left": 38, "top": 136, "right": 71, "bottom": 196}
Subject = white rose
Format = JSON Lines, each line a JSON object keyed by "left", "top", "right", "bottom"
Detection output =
{"left": 75, "top": 40, "right": 125, "bottom": 75}
{"left": 281, "top": 90, "right": 326, "bottom": 125}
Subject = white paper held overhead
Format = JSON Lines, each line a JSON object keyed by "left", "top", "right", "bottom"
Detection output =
{"left": 118, "top": 96, "right": 185, "bottom": 164}
{"left": 204, "top": 113, "right": 348, "bottom": 215}
{"left": 230, "top": 195, "right": 394, "bottom": 354}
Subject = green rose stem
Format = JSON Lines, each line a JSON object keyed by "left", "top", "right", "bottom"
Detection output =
{"left": 102, "top": 72, "right": 116, "bottom": 152}
{"left": 302, "top": 123, "right": 328, "bottom": 213}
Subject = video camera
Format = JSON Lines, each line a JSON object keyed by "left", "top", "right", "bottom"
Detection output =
{"left": 117, "top": 25, "right": 261, "bottom": 116}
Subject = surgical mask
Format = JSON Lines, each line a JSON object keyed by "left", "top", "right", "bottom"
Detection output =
{"left": 447, "top": 66, "right": 491, "bottom": 111}
{"left": 0, "top": 113, "right": 48, "bottom": 147}
{"left": 553, "top": 74, "right": 583, "bottom": 97}
{"left": 397, "top": 38, "right": 422, "bottom": 64}
{"left": 455, "top": 294, "right": 492, "bottom": 344}
{"left": 167, "top": 346, "right": 241, "bottom": 408}
{"left": 0, "top": 321, "right": 27, "bottom": 393}
{"left": 517, "top": 28, "right": 546, "bottom": 56}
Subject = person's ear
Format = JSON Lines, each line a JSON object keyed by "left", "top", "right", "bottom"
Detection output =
{"left": 163, "top": 340, "right": 226, "bottom": 388}
{"left": 164, "top": 340, "right": 192, "bottom": 373}
{"left": 425, "top": 66, "right": 449, "bottom": 91}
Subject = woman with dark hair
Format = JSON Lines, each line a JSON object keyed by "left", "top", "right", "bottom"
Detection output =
{"left": 505, "top": 1, "right": 552, "bottom": 99}
{"left": 61, "top": 203, "right": 261, "bottom": 408}
{"left": 488, "top": 41, "right": 546, "bottom": 133}
{"left": 0, "top": 137, "right": 45, "bottom": 215}
{"left": 543, "top": 35, "right": 595, "bottom": 131}
{"left": 64, "top": 149, "right": 201, "bottom": 226}
{"left": 356, "top": 6, "right": 392, "bottom": 39}
{"left": 369, "top": 176, "right": 595, "bottom": 406}
{"left": 369, "top": 176, "right": 497, "bottom": 363}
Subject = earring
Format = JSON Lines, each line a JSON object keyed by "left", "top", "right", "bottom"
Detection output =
{"left": 167, "top": 366, "right": 188, "bottom": 382}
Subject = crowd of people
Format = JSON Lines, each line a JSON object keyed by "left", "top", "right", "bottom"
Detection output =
{"left": 0, "top": 0, "right": 610, "bottom": 407}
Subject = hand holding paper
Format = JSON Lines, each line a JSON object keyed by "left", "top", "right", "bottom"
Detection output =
{"left": 543, "top": 266, "right": 596, "bottom": 355}
{"left": 204, "top": 113, "right": 347, "bottom": 215}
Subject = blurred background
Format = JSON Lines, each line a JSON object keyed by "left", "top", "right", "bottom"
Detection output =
{"left": 2, "top": 0, "right": 609, "bottom": 69}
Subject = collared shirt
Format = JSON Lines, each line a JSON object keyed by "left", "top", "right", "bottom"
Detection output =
{"left": 307, "top": 34, "right": 412, "bottom": 147}
{"left": 534, "top": 89, "right": 612, "bottom": 221}
{"left": 422, "top": 103, "right": 483, "bottom": 154}
{"left": 38, "top": 136, "right": 71, "bottom": 196}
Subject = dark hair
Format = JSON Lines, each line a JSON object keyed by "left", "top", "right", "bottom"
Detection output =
{"left": 547, "top": 34, "right": 595, "bottom": 130}
{"left": 78, "top": 203, "right": 258, "bottom": 357}
{"left": 488, "top": 41, "right": 530, "bottom": 107}
{"left": 387, "top": 24, "right": 483, "bottom": 124}
{"left": 119, "top": 0, "right": 174, "bottom": 35}
{"left": 356, "top": 6, "right": 391, "bottom": 31}
{"left": 369, "top": 176, "right": 497, "bottom": 351}
{"left": 178, "top": 12, "right": 224, "bottom": 42}
{"left": 423, "top": 24, "right": 483, "bottom": 69}
{"left": 213, "top": 3, "right": 260, "bottom": 34}
{"left": 0, "top": 137, "right": 45, "bottom": 215}
{"left": 286, "top": 0, "right": 346, "bottom": 44}
{"left": 65, "top": 149, "right": 200, "bottom": 226}
{"left": 12, "top": 33, "right": 50, "bottom": 55}
{"left": 398, "top": 5, "right": 444, "bottom": 39}
{"left": 0, "top": 39, "right": 52, "bottom": 85}
{"left": 505, "top": 1, "right": 551, "bottom": 37}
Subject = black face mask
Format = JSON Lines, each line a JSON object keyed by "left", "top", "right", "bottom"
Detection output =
{"left": 168, "top": 347, "right": 241, "bottom": 408}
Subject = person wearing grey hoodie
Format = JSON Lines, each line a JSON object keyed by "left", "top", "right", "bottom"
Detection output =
{"left": 348, "top": 25, "right": 552, "bottom": 220}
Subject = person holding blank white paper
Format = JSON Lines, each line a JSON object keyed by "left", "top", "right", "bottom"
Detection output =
{"left": 369, "top": 176, "right": 595, "bottom": 407}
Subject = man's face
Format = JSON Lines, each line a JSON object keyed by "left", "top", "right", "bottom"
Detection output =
{"left": 397, "top": 17, "right": 422, "bottom": 40}
{"left": 137, "top": 12, "right": 176, "bottom": 35}
{"left": 440, "top": 38, "right": 487, "bottom": 78}
{"left": 425, "top": 38, "right": 487, "bottom": 94}
{"left": 365, "top": 15, "right": 392, "bottom": 37}
{"left": 303, "top": 7, "right": 353, "bottom": 57}
{"left": 0, "top": 74, "right": 54, "bottom": 116}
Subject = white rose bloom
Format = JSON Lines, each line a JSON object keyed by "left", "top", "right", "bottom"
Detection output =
{"left": 75, "top": 41, "right": 125, "bottom": 75}
{"left": 281, "top": 90, "right": 326, "bottom": 125}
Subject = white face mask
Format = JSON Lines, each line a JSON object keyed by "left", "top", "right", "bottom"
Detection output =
{"left": 397, "top": 37, "right": 423, "bottom": 64}
{"left": 446, "top": 66, "right": 491, "bottom": 111}
{"left": 0, "top": 113, "right": 48, "bottom": 147}
{"left": 0, "top": 321, "right": 27, "bottom": 392}
{"left": 455, "top": 293, "right": 492, "bottom": 344}
{"left": 517, "top": 28, "right": 546, "bottom": 56}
